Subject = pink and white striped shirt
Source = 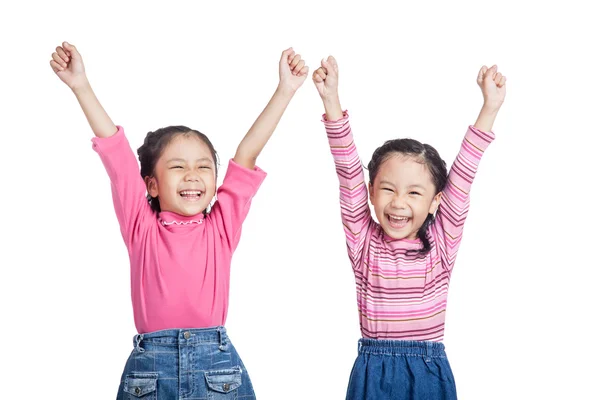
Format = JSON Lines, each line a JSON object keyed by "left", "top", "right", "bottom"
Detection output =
{"left": 324, "top": 111, "right": 494, "bottom": 342}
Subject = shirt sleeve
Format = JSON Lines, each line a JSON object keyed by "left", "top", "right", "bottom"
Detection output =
{"left": 431, "top": 125, "right": 495, "bottom": 272}
{"left": 324, "top": 111, "right": 374, "bottom": 271}
{"left": 91, "top": 126, "right": 154, "bottom": 248}
{"left": 210, "top": 159, "right": 267, "bottom": 252}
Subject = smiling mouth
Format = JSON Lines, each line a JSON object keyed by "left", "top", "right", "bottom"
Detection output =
{"left": 179, "top": 190, "right": 204, "bottom": 201}
{"left": 387, "top": 214, "right": 410, "bottom": 229}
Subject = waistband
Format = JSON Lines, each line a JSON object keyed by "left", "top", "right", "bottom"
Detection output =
{"left": 132, "top": 326, "right": 229, "bottom": 352}
{"left": 358, "top": 339, "right": 447, "bottom": 358}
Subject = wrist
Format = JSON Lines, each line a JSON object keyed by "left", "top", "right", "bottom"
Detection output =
{"left": 275, "top": 83, "right": 296, "bottom": 98}
{"left": 322, "top": 93, "right": 342, "bottom": 116}
{"left": 322, "top": 94, "right": 344, "bottom": 121}
{"left": 322, "top": 92, "right": 340, "bottom": 105}
{"left": 481, "top": 102, "right": 502, "bottom": 115}
{"left": 71, "top": 78, "right": 92, "bottom": 95}
{"left": 474, "top": 106, "right": 499, "bottom": 132}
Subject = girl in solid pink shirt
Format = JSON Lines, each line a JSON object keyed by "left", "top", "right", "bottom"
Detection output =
{"left": 50, "top": 41, "right": 308, "bottom": 399}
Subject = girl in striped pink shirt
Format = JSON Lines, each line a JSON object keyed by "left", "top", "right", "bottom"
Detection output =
{"left": 312, "top": 57, "right": 506, "bottom": 399}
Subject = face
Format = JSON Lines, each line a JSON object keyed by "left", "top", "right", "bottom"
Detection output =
{"left": 145, "top": 134, "right": 217, "bottom": 216}
{"left": 369, "top": 154, "right": 442, "bottom": 240}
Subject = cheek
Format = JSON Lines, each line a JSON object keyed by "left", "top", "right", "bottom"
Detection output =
{"left": 371, "top": 194, "right": 386, "bottom": 211}
{"left": 159, "top": 175, "right": 177, "bottom": 191}
{"left": 205, "top": 175, "right": 217, "bottom": 195}
{"left": 156, "top": 173, "right": 181, "bottom": 197}
{"left": 410, "top": 198, "right": 430, "bottom": 214}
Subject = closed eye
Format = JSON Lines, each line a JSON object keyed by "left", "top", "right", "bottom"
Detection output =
{"left": 170, "top": 166, "right": 184, "bottom": 169}
{"left": 409, "top": 191, "right": 421, "bottom": 196}
{"left": 382, "top": 188, "right": 394, "bottom": 192}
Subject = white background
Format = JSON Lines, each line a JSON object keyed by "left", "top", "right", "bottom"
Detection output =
{"left": 1, "top": 1, "right": 599, "bottom": 399}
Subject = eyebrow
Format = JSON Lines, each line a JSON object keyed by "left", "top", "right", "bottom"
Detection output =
{"left": 408, "top": 184, "right": 427, "bottom": 190}
{"left": 166, "top": 157, "right": 213, "bottom": 163}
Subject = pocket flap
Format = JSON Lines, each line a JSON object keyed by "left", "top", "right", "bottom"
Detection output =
{"left": 205, "top": 367, "right": 242, "bottom": 393}
{"left": 124, "top": 373, "right": 158, "bottom": 397}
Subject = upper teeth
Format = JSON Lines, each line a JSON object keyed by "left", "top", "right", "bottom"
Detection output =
{"left": 390, "top": 216, "right": 408, "bottom": 221}
{"left": 180, "top": 191, "right": 201, "bottom": 195}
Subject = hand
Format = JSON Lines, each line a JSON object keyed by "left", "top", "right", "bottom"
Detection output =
{"left": 313, "top": 56, "right": 339, "bottom": 100}
{"left": 50, "top": 42, "right": 88, "bottom": 91}
{"left": 477, "top": 65, "right": 506, "bottom": 112}
{"left": 278, "top": 48, "right": 308, "bottom": 94}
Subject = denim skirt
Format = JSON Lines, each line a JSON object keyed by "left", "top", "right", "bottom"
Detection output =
{"left": 116, "top": 326, "right": 255, "bottom": 399}
{"left": 346, "top": 339, "right": 457, "bottom": 400}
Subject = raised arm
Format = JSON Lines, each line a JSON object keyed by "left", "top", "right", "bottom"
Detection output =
{"left": 50, "top": 42, "right": 117, "bottom": 138}
{"left": 210, "top": 48, "right": 306, "bottom": 249}
{"left": 314, "top": 56, "right": 372, "bottom": 268}
{"left": 432, "top": 64, "right": 506, "bottom": 271}
{"left": 233, "top": 48, "right": 308, "bottom": 169}
{"left": 50, "top": 42, "right": 151, "bottom": 247}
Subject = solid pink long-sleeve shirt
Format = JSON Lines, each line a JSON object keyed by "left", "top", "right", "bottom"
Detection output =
{"left": 92, "top": 127, "right": 266, "bottom": 334}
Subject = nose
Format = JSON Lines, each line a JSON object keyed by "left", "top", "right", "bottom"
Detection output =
{"left": 391, "top": 194, "right": 407, "bottom": 209}
{"left": 184, "top": 170, "right": 200, "bottom": 182}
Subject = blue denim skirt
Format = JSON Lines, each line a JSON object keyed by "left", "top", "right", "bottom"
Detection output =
{"left": 116, "top": 326, "right": 255, "bottom": 399}
{"left": 346, "top": 339, "right": 457, "bottom": 400}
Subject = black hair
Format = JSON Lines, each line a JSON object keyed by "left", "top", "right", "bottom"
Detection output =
{"left": 137, "top": 126, "right": 219, "bottom": 213}
{"left": 367, "top": 138, "right": 447, "bottom": 255}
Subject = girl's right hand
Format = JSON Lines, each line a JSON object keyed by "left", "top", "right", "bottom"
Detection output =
{"left": 313, "top": 56, "right": 339, "bottom": 100}
{"left": 50, "top": 42, "right": 88, "bottom": 91}
{"left": 477, "top": 64, "right": 506, "bottom": 112}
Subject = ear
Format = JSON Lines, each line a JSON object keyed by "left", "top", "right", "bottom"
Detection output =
{"left": 368, "top": 182, "right": 375, "bottom": 206}
{"left": 429, "top": 192, "right": 443, "bottom": 214}
{"left": 145, "top": 176, "right": 159, "bottom": 198}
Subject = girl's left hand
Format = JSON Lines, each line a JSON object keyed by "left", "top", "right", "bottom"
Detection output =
{"left": 50, "top": 42, "right": 88, "bottom": 91}
{"left": 278, "top": 48, "right": 309, "bottom": 93}
{"left": 477, "top": 65, "right": 506, "bottom": 112}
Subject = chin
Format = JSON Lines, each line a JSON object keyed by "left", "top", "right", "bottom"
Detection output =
{"left": 189, "top": 208, "right": 207, "bottom": 216}
{"left": 384, "top": 230, "right": 410, "bottom": 240}
{"left": 177, "top": 205, "right": 207, "bottom": 216}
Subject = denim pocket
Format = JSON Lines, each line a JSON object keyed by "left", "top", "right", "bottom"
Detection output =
{"left": 124, "top": 373, "right": 158, "bottom": 399}
{"left": 205, "top": 366, "right": 242, "bottom": 399}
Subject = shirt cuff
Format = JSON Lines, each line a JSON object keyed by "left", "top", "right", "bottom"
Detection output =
{"left": 466, "top": 125, "right": 496, "bottom": 151}
{"left": 322, "top": 110, "right": 350, "bottom": 125}
{"left": 225, "top": 158, "right": 267, "bottom": 183}
{"left": 91, "top": 125, "right": 125, "bottom": 153}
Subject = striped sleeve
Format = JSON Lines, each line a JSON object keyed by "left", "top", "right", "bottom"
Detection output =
{"left": 432, "top": 125, "right": 495, "bottom": 272}
{"left": 323, "top": 111, "right": 373, "bottom": 269}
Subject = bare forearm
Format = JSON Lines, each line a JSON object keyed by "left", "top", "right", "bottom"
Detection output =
{"left": 322, "top": 94, "right": 343, "bottom": 121}
{"left": 72, "top": 81, "right": 117, "bottom": 138}
{"left": 234, "top": 86, "right": 295, "bottom": 169}
{"left": 473, "top": 105, "right": 499, "bottom": 133}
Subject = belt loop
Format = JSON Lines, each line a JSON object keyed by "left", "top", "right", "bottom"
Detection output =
{"left": 218, "top": 327, "right": 226, "bottom": 351}
{"left": 135, "top": 334, "right": 145, "bottom": 353}
{"left": 425, "top": 341, "right": 432, "bottom": 363}
{"left": 357, "top": 340, "right": 363, "bottom": 354}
